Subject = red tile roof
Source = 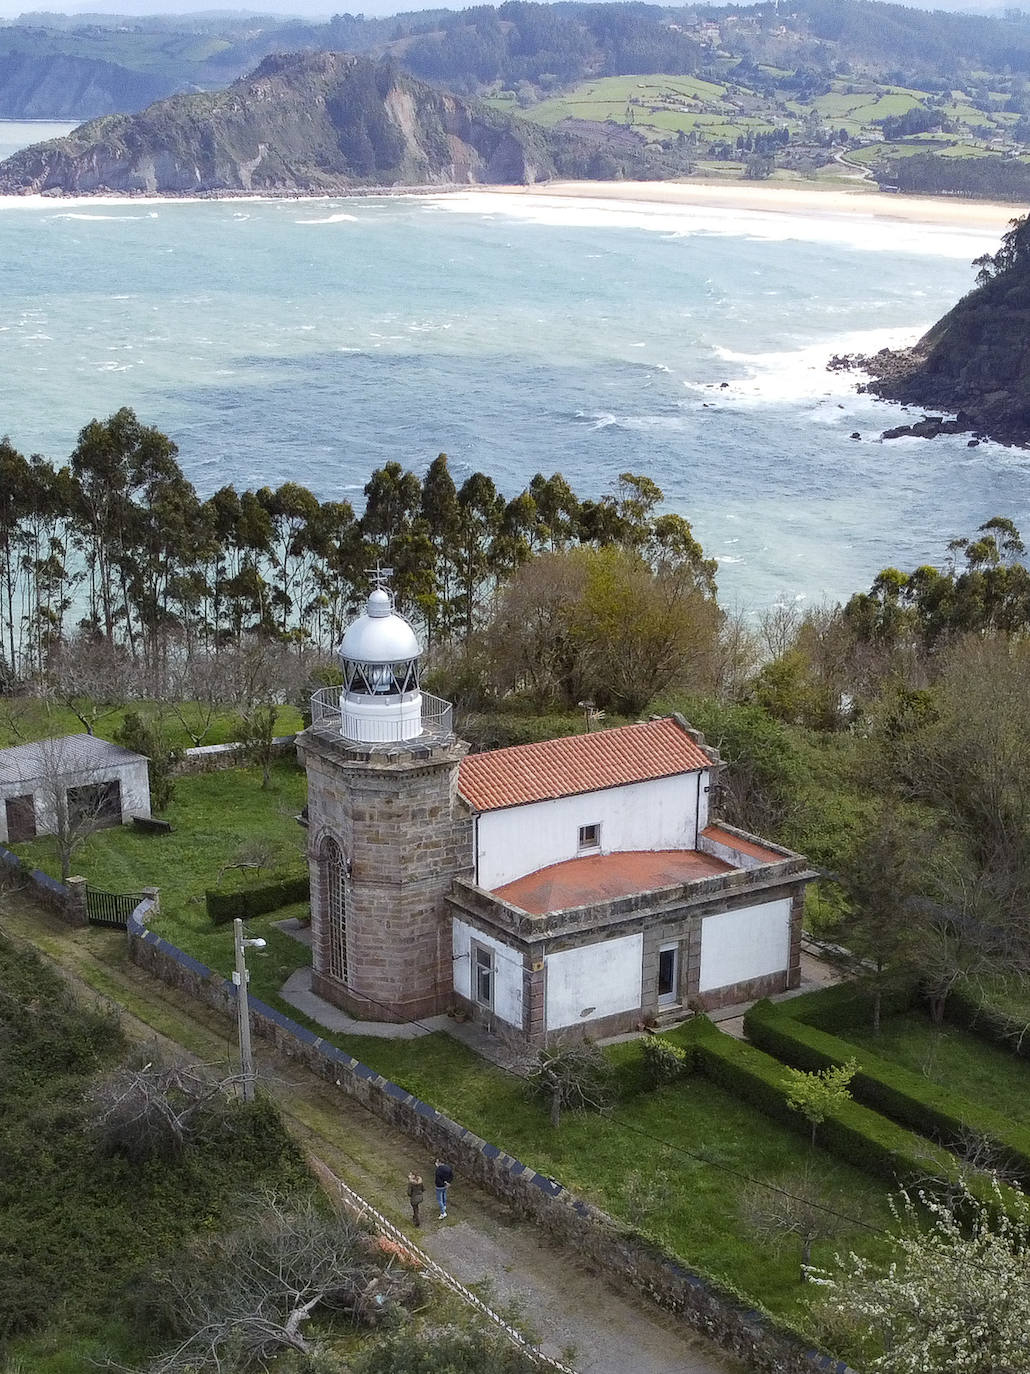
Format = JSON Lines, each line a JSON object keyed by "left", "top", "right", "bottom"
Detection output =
{"left": 458, "top": 717, "right": 711, "bottom": 813}
{"left": 493, "top": 848, "right": 732, "bottom": 914}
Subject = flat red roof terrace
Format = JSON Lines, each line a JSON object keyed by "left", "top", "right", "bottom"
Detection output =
{"left": 492, "top": 848, "right": 733, "bottom": 916}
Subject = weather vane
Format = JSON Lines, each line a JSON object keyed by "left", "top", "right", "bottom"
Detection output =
{"left": 367, "top": 564, "right": 394, "bottom": 593}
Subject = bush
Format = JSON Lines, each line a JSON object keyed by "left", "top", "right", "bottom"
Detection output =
{"left": 206, "top": 874, "right": 309, "bottom": 923}
{"left": 744, "top": 996, "right": 1030, "bottom": 1185}
{"left": 946, "top": 979, "right": 1030, "bottom": 1061}
{"left": 641, "top": 1033, "right": 689, "bottom": 1088}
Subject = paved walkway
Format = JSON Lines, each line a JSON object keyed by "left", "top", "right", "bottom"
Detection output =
{"left": 8, "top": 900, "right": 745, "bottom": 1374}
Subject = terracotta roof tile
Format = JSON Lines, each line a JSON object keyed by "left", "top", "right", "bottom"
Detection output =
{"left": 458, "top": 717, "right": 711, "bottom": 813}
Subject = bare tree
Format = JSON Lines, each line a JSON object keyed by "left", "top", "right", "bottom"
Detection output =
{"left": 526, "top": 1039, "right": 613, "bottom": 1129}
{"left": 20, "top": 735, "right": 121, "bottom": 880}
{"left": 132, "top": 1193, "right": 416, "bottom": 1373}
{"left": 46, "top": 635, "right": 140, "bottom": 736}
{"left": 740, "top": 1165, "right": 846, "bottom": 1281}
{"left": 89, "top": 1051, "right": 253, "bottom": 1163}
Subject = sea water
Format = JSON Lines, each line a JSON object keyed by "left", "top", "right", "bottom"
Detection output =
{"left": 0, "top": 128, "right": 1025, "bottom": 609}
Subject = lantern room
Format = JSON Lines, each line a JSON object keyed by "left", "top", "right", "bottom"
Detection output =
{"left": 338, "top": 586, "right": 423, "bottom": 743}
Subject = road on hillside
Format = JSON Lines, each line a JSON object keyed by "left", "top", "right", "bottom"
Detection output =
{"left": 3, "top": 897, "right": 746, "bottom": 1374}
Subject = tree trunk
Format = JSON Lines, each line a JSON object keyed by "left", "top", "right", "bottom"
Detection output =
{"left": 873, "top": 986, "right": 882, "bottom": 1034}
{"left": 801, "top": 1235, "right": 812, "bottom": 1280}
{"left": 550, "top": 1090, "right": 561, "bottom": 1129}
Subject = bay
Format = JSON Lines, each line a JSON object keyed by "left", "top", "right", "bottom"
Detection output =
{"left": 0, "top": 122, "right": 1024, "bottom": 609}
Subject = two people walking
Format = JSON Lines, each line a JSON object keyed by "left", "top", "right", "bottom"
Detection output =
{"left": 406, "top": 1158, "right": 453, "bottom": 1226}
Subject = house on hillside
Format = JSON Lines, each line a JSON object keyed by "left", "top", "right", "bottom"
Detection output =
{"left": 0, "top": 735, "right": 151, "bottom": 845}
{"left": 296, "top": 585, "right": 815, "bottom": 1043}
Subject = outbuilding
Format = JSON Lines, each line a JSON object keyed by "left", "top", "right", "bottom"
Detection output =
{"left": 0, "top": 734, "right": 151, "bottom": 845}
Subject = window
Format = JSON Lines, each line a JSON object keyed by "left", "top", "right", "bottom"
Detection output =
{"left": 321, "top": 836, "right": 349, "bottom": 985}
{"left": 578, "top": 822, "right": 601, "bottom": 851}
{"left": 473, "top": 942, "right": 494, "bottom": 1009}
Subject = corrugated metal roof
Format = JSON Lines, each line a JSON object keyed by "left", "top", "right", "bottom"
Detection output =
{"left": 458, "top": 716, "right": 711, "bottom": 813}
{"left": 0, "top": 734, "right": 146, "bottom": 786}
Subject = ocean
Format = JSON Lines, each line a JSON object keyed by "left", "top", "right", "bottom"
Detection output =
{"left": 0, "top": 122, "right": 1024, "bottom": 610}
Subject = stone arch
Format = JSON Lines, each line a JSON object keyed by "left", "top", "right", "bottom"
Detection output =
{"left": 318, "top": 833, "right": 349, "bottom": 985}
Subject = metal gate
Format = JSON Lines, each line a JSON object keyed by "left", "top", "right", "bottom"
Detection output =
{"left": 86, "top": 886, "right": 146, "bottom": 929}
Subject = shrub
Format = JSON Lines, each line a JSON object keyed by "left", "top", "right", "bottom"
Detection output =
{"left": 744, "top": 996, "right": 1030, "bottom": 1185}
{"left": 206, "top": 874, "right": 309, "bottom": 923}
{"left": 641, "top": 1033, "right": 689, "bottom": 1088}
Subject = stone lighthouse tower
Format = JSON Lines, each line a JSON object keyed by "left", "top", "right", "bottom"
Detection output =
{"left": 296, "top": 581, "right": 472, "bottom": 1023}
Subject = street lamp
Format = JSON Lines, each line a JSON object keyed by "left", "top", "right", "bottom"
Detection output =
{"left": 233, "top": 917, "right": 266, "bottom": 1102}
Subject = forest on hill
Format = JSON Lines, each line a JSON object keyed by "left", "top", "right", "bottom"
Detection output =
{"left": 4, "top": 0, "right": 1030, "bottom": 195}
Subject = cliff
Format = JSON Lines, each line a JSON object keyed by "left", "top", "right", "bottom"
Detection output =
{"left": 0, "top": 54, "right": 173, "bottom": 120}
{"left": 0, "top": 51, "right": 611, "bottom": 194}
{"left": 858, "top": 216, "right": 1030, "bottom": 446}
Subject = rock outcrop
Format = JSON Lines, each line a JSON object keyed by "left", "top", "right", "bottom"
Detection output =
{"left": 848, "top": 217, "right": 1030, "bottom": 447}
{"left": 0, "top": 50, "right": 608, "bottom": 194}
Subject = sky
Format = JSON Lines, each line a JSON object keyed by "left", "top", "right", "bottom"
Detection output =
{"left": 0, "top": 0, "right": 1014, "bottom": 20}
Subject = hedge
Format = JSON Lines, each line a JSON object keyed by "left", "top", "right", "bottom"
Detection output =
{"left": 206, "top": 874, "right": 309, "bottom": 923}
{"left": 945, "top": 979, "right": 1030, "bottom": 1062}
{"left": 668, "top": 1018, "right": 1022, "bottom": 1219}
{"left": 744, "top": 995, "right": 1030, "bottom": 1186}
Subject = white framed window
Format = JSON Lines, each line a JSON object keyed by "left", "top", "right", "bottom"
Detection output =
{"left": 472, "top": 942, "right": 494, "bottom": 1009}
{"left": 321, "top": 836, "right": 349, "bottom": 985}
{"left": 578, "top": 822, "right": 601, "bottom": 851}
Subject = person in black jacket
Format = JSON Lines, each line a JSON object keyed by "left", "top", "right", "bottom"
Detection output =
{"left": 434, "top": 1158, "right": 453, "bottom": 1218}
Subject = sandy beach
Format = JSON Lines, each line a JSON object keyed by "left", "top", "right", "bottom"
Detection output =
{"left": 482, "top": 178, "right": 1020, "bottom": 232}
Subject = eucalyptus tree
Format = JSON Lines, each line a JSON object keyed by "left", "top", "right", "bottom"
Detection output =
{"left": 527, "top": 471, "right": 579, "bottom": 550}
{"left": 419, "top": 452, "right": 462, "bottom": 642}
{"left": 455, "top": 471, "right": 505, "bottom": 642}
{"left": 0, "top": 438, "right": 32, "bottom": 676}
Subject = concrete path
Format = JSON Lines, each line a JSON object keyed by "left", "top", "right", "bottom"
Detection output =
{"left": 8, "top": 900, "right": 746, "bottom": 1374}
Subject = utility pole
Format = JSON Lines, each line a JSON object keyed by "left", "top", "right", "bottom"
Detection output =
{"left": 233, "top": 917, "right": 265, "bottom": 1102}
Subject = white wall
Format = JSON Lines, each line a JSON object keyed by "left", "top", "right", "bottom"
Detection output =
{"left": 451, "top": 919, "right": 524, "bottom": 1029}
{"left": 545, "top": 932, "right": 643, "bottom": 1030}
{"left": 478, "top": 770, "right": 708, "bottom": 890}
{"left": 0, "top": 758, "right": 151, "bottom": 842}
{"left": 698, "top": 898, "right": 791, "bottom": 993}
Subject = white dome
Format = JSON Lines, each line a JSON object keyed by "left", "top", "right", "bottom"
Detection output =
{"left": 339, "top": 590, "right": 420, "bottom": 664}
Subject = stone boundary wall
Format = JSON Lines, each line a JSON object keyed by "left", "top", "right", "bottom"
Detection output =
{"left": 0, "top": 841, "right": 73, "bottom": 918}
{"left": 126, "top": 905, "right": 856, "bottom": 1374}
{"left": 173, "top": 736, "right": 297, "bottom": 776}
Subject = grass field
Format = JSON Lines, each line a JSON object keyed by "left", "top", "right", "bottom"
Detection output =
{"left": 0, "top": 698, "right": 302, "bottom": 752}
{"left": 844, "top": 1010, "right": 1030, "bottom": 1128}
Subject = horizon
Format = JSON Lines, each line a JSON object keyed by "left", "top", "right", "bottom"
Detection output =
{"left": 0, "top": 0, "right": 1013, "bottom": 23}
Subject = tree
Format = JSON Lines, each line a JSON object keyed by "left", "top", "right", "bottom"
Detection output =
{"left": 527, "top": 1039, "right": 612, "bottom": 1129}
{"left": 115, "top": 709, "right": 182, "bottom": 812}
{"left": 26, "top": 734, "right": 123, "bottom": 881}
{"left": 740, "top": 1165, "right": 845, "bottom": 1281}
{"left": 132, "top": 1193, "right": 416, "bottom": 1373}
{"left": 89, "top": 1051, "right": 252, "bottom": 1163}
{"left": 784, "top": 1059, "right": 857, "bottom": 1148}
{"left": 640, "top": 1034, "right": 688, "bottom": 1089}
{"left": 834, "top": 810, "right": 925, "bottom": 1032}
{"left": 815, "top": 1183, "right": 1030, "bottom": 1374}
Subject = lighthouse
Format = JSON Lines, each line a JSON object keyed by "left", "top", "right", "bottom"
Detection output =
{"left": 296, "top": 581, "right": 472, "bottom": 1023}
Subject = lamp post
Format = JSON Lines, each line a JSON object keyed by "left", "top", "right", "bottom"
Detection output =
{"left": 233, "top": 917, "right": 266, "bottom": 1102}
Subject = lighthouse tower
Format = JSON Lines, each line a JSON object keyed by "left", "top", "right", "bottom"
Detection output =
{"left": 296, "top": 581, "right": 472, "bottom": 1023}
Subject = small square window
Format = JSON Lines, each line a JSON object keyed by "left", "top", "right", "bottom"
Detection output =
{"left": 578, "top": 822, "right": 601, "bottom": 850}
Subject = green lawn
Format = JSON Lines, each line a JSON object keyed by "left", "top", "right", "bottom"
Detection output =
{"left": 0, "top": 698, "right": 301, "bottom": 751}
{"left": 844, "top": 1010, "right": 1030, "bottom": 1129}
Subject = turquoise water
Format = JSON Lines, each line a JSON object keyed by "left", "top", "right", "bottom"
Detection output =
{"left": 0, "top": 129, "right": 1025, "bottom": 607}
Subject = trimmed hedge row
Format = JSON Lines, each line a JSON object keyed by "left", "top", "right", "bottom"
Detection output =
{"left": 946, "top": 980, "right": 1030, "bottom": 1062}
{"left": 206, "top": 875, "right": 309, "bottom": 923}
{"left": 744, "top": 995, "right": 1030, "bottom": 1185}
{"left": 672, "top": 1016, "right": 959, "bottom": 1188}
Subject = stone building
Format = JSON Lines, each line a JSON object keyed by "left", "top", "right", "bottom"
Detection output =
{"left": 297, "top": 587, "right": 816, "bottom": 1042}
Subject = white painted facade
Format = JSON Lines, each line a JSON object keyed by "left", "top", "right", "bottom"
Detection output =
{"left": 545, "top": 932, "right": 644, "bottom": 1030}
{"left": 0, "top": 739, "right": 151, "bottom": 845}
{"left": 477, "top": 771, "right": 710, "bottom": 890}
{"left": 452, "top": 918, "right": 524, "bottom": 1029}
{"left": 698, "top": 898, "right": 792, "bottom": 993}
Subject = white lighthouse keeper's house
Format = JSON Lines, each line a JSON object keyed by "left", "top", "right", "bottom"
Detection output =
{"left": 296, "top": 582, "right": 815, "bottom": 1041}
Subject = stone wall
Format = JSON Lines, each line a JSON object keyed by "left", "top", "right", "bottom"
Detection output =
{"left": 173, "top": 736, "right": 297, "bottom": 776}
{"left": 0, "top": 841, "right": 78, "bottom": 920}
{"left": 125, "top": 905, "right": 855, "bottom": 1374}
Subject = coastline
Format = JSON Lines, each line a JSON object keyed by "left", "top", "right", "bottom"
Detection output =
{"left": 0, "top": 177, "right": 1020, "bottom": 232}
{"left": 476, "top": 178, "right": 1021, "bottom": 232}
